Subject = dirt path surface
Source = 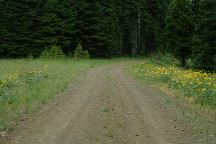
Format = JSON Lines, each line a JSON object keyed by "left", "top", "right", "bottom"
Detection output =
{"left": 4, "top": 63, "right": 200, "bottom": 144}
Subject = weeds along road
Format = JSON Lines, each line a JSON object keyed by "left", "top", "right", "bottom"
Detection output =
{"left": 6, "top": 63, "right": 199, "bottom": 144}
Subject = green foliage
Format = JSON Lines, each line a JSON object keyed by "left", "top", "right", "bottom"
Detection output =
{"left": 37, "top": 0, "right": 77, "bottom": 54}
{"left": 83, "top": 50, "right": 90, "bottom": 59}
{"left": 40, "top": 48, "right": 50, "bottom": 59}
{"left": 0, "top": 0, "right": 170, "bottom": 58}
{"left": 76, "top": 1, "right": 119, "bottom": 57}
{"left": 0, "top": 0, "right": 215, "bottom": 70}
{"left": 27, "top": 54, "right": 34, "bottom": 60}
{"left": 101, "top": 107, "right": 110, "bottom": 113}
{"left": 165, "top": 0, "right": 194, "bottom": 66}
{"left": 0, "top": 0, "right": 44, "bottom": 58}
{"left": 40, "top": 45, "right": 65, "bottom": 59}
{"left": 73, "top": 44, "right": 83, "bottom": 58}
{"left": 0, "top": 0, "right": 76, "bottom": 58}
{"left": 147, "top": 53, "right": 180, "bottom": 66}
{"left": 74, "top": 44, "right": 89, "bottom": 59}
{"left": 192, "top": 0, "right": 216, "bottom": 71}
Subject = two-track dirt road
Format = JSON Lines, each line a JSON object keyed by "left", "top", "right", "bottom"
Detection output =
{"left": 3, "top": 63, "right": 204, "bottom": 144}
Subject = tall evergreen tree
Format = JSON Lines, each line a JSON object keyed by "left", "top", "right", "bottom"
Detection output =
{"left": 0, "top": 0, "right": 43, "bottom": 57}
{"left": 192, "top": 0, "right": 216, "bottom": 70}
{"left": 165, "top": 0, "right": 194, "bottom": 66}
{"left": 37, "top": 0, "right": 77, "bottom": 56}
{"left": 0, "top": 0, "right": 215, "bottom": 70}
{"left": 75, "top": 0, "right": 119, "bottom": 57}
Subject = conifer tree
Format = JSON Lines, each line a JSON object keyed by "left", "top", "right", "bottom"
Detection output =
{"left": 192, "top": 0, "right": 216, "bottom": 70}
{"left": 0, "top": 0, "right": 43, "bottom": 57}
{"left": 37, "top": 0, "right": 77, "bottom": 56}
{"left": 165, "top": 0, "right": 194, "bottom": 66}
{"left": 0, "top": 0, "right": 215, "bottom": 70}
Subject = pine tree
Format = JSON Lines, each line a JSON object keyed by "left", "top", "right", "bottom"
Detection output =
{"left": 141, "top": 0, "right": 157, "bottom": 55}
{"left": 75, "top": 0, "right": 119, "bottom": 57}
{"left": 37, "top": 0, "right": 77, "bottom": 56}
{"left": 0, "top": 0, "right": 8, "bottom": 57}
{"left": 0, "top": 0, "right": 215, "bottom": 69}
{"left": 0, "top": 0, "right": 43, "bottom": 58}
{"left": 165, "top": 0, "right": 194, "bottom": 66}
{"left": 192, "top": 0, "right": 216, "bottom": 70}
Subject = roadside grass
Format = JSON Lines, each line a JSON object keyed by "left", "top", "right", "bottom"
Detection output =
{"left": 130, "top": 55, "right": 216, "bottom": 143}
{"left": 0, "top": 58, "right": 117, "bottom": 133}
{"left": 131, "top": 55, "right": 216, "bottom": 108}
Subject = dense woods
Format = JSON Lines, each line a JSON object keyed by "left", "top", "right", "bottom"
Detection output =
{"left": 0, "top": 0, "right": 215, "bottom": 69}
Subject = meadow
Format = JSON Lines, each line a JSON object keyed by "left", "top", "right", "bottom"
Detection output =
{"left": 0, "top": 59, "right": 114, "bottom": 132}
{"left": 131, "top": 56, "right": 216, "bottom": 108}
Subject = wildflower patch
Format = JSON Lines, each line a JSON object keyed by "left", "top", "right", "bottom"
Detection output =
{"left": 131, "top": 63, "right": 216, "bottom": 107}
{"left": 0, "top": 66, "right": 48, "bottom": 103}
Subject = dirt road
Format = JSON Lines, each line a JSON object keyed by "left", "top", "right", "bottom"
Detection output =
{"left": 5, "top": 63, "right": 201, "bottom": 144}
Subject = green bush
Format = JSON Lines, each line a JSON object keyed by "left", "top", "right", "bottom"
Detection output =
{"left": 83, "top": 50, "right": 90, "bottom": 59}
{"left": 147, "top": 53, "right": 179, "bottom": 66}
{"left": 74, "top": 44, "right": 90, "bottom": 59}
{"left": 40, "top": 45, "right": 65, "bottom": 59}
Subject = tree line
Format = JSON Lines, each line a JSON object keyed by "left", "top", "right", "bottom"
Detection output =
{"left": 0, "top": 0, "right": 215, "bottom": 69}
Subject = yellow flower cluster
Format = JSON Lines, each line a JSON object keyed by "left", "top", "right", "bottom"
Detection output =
{"left": 132, "top": 63, "right": 216, "bottom": 106}
{"left": 0, "top": 65, "right": 48, "bottom": 89}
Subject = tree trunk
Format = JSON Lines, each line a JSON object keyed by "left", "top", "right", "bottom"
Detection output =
{"left": 132, "top": 20, "right": 138, "bottom": 58}
{"left": 181, "top": 57, "right": 186, "bottom": 67}
{"left": 137, "top": 11, "right": 141, "bottom": 55}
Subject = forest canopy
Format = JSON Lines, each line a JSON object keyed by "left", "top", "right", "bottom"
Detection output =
{"left": 0, "top": 0, "right": 215, "bottom": 69}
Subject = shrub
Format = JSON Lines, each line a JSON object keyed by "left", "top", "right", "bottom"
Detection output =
{"left": 74, "top": 44, "right": 83, "bottom": 58}
{"left": 27, "top": 53, "right": 34, "bottom": 59}
{"left": 40, "top": 48, "right": 50, "bottom": 59}
{"left": 83, "top": 50, "right": 90, "bottom": 59}
{"left": 74, "top": 44, "right": 90, "bottom": 59}
{"left": 40, "top": 45, "right": 65, "bottom": 59}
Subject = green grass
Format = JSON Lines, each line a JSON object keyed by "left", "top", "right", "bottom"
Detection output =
{"left": 0, "top": 58, "right": 117, "bottom": 132}
{"left": 130, "top": 56, "right": 216, "bottom": 108}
